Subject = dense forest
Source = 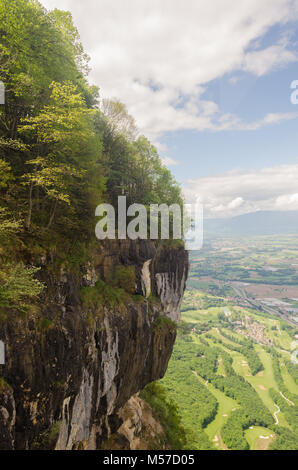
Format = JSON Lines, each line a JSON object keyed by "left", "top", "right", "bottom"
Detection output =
{"left": 158, "top": 289, "right": 298, "bottom": 450}
{"left": 0, "top": 0, "right": 183, "bottom": 314}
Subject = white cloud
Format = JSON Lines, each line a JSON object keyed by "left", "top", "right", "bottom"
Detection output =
{"left": 243, "top": 40, "right": 298, "bottom": 76}
{"left": 161, "top": 156, "right": 180, "bottom": 167}
{"left": 232, "top": 111, "right": 298, "bottom": 130}
{"left": 184, "top": 163, "right": 298, "bottom": 217}
{"left": 276, "top": 193, "right": 298, "bottom": 209}
{"left": 41, "top": 0, "right": 298, "bottom": 144}
{"left": 228, "top": 197, "right": 244, "bottom": 209}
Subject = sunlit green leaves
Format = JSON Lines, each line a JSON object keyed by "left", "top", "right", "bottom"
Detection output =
{"left": 0, "top": 262, "right": 45, "bottom": 312}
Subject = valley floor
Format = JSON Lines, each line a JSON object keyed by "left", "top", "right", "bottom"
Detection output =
{"left": 160, "top": 288, "right": 298, "bottom": 450}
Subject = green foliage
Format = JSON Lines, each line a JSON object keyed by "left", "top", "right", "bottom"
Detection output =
{"left": 0, "top": 0, "right": 91, "bottom": 113}
{"left": 18, "top": 80, "right": 104, "bottom": 230}
{"left": 0, "top": 263, "right": 44, "bottom": 312}
{"left": 0, "top": 207, "right": 20, "bottom": 241}
{"left": 153, "top": 316, "right": 177, "bottom": 331}
{"left": 0, "top": 158, "right": 12, "bottom": 188}
{"left": 148, "top": 293, "right": 160, "bottom": 304}
{"left": 140, "top": 382, "right": 192, "bottom": 450}
{"left": 160, "top": 339, "right": 218, "bottom": 449}
{"left": 99, "top": 98, "right": 137, "bottom": 141}
{"left": 32, "top": 422, "right": 61, "bottom": 450}
{"left": 37, "top": 317, "right": 54, "bottom": 332}
{"left": 285, "top": 359, "right": 298, "bottom": 385}
{"left": 180, "top": 238, "right": 298, "bottom": 450}
{"left": 269, "top": 388, "right": 298, "bottom": 449}
{"left": 270, "top": 426, "right": 298, "bottom": 450}
{"left": 178, "top": 321, "right": 196, "bottom": 338}
{"left": 213, "top": 373, "right": 273, "bottom": 448}
{"left": 0, "top": 377, "right": 10, "bottom": 391}
{"left": 131, "top": 294, "right": 145, "bottom": 304}
{"left": 221, "top": 409, "right": 249, "bottom": 450}
{"left": 162, "top": 333, "right": 274, "bottom": 450}
{"left": 80, "top": 265, "right": 138, "bottom": 312}
{"left": 271, "top": 353, "right": 298, "bottom": 403}
{"left": 110, "top": 265, "right": 136, "bottom": 294}
{"left": 218, "top": 329, "right": 263, "bottom": 375}
{"left": 0, "top": 0, "right": 183, "bottom": 295}
{"left": 80, "top": 279, "right": 127, "bottom": 310}
{"left": 96, "top": 115, "right": 183, "bottom": 212}
{"left": 0, "top": 0, "right": 184, "bottom": 326}
{"left": 162, "top": 239, "right": 185, "bottom": 249}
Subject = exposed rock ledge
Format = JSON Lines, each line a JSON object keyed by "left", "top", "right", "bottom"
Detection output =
{"left": 0, "top": 240, "right": 188, "bottom": 450}
{"left": 102, "top": 394, "right": 168, "bottom": 450}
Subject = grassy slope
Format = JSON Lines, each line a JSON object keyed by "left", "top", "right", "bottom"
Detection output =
{"left": 230, "top": 346, "right": 289, "bottom": 428}
{"left": 194, "top": 372, "right": 238, "bottom": 449}
{"left": 280, "top": 362, "right": 298, "bottom": 395}
{"left": 245, "top": 426, "right": 274, "bottom": 450}
{"left": 202, "top": 330, "right": 289, "bottom": 430}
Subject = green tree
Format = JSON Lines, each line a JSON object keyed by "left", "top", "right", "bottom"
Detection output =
{"left": 19, "top": 81, "right": 104, "bottom": 229}
{"left": 0, "top": 263, "right": 44, "bottom": 312}
{"left": 99, "top": 98, "right": 138, "bottom": 141}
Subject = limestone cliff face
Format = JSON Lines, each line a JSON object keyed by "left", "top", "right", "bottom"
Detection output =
{"left": 0, "top": 240, "right": 188, "bottom": 450}
{"left": 102, "top": 394, "right": 169, "bottom": 451}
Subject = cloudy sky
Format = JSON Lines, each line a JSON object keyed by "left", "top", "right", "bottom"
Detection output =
{"left": 42, "top": 0, "right": 298, "bottom": 217}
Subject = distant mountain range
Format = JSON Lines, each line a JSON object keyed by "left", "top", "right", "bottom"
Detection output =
{"left": 204, "top": 210, "right": 298, "bottom": 236}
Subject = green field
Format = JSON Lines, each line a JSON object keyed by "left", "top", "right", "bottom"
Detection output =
{"left": 195, "top": 373, "right": 238, "bottom": 449}
{"left": 280, "top": 363, "right": 298, "bottom": 395}
{"left": 245, "top": 426, "right": 274, "bottom": 450}
{"left": 160, "top": 288, "right": 298, "bottom": 450}
{"left": 190, "top": 235, "right": 298, "bottom": 287}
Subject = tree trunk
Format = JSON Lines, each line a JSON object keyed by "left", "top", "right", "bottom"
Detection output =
{"left": 47, "top": 199, "right": 58, "bottom": 229}
{"left": 26, "top": 182, "right": 33, "bottom": 230}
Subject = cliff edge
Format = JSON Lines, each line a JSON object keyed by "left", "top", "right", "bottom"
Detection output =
{"left": 0, "top": 240, "right": 188, "bottom": 450}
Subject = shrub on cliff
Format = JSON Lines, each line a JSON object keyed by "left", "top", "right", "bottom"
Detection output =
{"left": 110, "top": 266, "right": 136, "bottom": 294}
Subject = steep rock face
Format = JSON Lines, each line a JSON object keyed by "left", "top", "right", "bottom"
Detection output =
{"left": 0, "top": 240, "right": 188, "bottom": 450}
{"left": 102, "top": 394, "right": 168, "bottom": 450}
{"left": 0, "top": 385, "right": 15, "bottom": 450}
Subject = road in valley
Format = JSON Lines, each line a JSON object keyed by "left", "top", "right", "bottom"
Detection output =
{"left": 231, "top": 285, "right": 297, "bottom": 328}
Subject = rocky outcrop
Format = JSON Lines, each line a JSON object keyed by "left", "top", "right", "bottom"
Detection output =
{"left": 0, "top": 240, "right": 188, "bottom": 450}
{"left": 102, "top": 394, "right": 168, "bottom": 450}
{"left": 0, "top": 384, "right": 15, "bottom": 450}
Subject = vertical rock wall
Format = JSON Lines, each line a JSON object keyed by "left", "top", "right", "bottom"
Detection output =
{"left": 0, "top": 240, "right": 188, "bottom": 449}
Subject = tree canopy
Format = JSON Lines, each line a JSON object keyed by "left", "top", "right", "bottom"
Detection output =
{"left": 0, "top": 0, "right": 183, "bottom": 313}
